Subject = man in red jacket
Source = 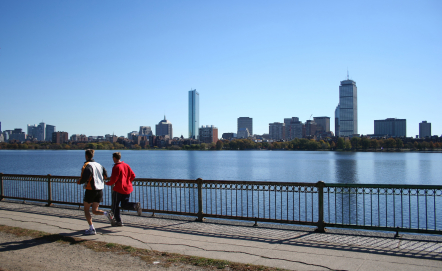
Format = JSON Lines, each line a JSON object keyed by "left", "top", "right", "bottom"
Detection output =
{"left": 105, "top": 152, "right": 142, "bottom": 226}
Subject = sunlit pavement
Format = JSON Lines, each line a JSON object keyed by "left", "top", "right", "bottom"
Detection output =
{"left": 1, "top": 200, "right": 441, "bottom": 271}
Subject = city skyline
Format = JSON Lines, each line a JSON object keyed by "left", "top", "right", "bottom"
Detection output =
{"left": 1, "top": 1, "right": 441, "bottom": 137}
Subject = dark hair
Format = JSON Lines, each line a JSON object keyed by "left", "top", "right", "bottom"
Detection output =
{"left": 85, "top": 149, "right": 95, "bottom": 160}
{"left": 113, "top": 152, "right": 121, "bottom": 160}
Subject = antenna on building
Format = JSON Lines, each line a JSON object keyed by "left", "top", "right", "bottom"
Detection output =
{"left": 347, "top": 68, "right": 349, "bottom": 80}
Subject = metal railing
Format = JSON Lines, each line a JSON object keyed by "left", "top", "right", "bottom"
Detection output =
{"left": 1, "top": 173, "right": 441, "bottom": 235}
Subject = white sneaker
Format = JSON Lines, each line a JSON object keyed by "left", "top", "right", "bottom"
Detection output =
{"left": 105, "top": 211, "right": 116, "bottom": 226}
{"left": 84, "top": 228, "right": 96, "bottom": 235}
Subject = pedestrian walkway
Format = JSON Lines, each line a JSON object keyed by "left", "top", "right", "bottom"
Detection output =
{"left": 1, "top": 200, "right": 441, "bottom": 270}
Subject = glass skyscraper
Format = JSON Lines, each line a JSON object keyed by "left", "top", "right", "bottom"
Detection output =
{"left": 336, "top": 79, "right": 357, "bottom": 136}
{"left": 188, "top": 89, "right": 199, "bottom": 139}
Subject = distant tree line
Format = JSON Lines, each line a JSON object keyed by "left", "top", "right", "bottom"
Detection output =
{"left": 1, "top": 137, "right": 441, "bottom": 151}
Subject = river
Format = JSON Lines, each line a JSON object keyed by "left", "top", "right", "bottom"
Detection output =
{"left": 0, "top": 150, "right": 441, "bottom": 185}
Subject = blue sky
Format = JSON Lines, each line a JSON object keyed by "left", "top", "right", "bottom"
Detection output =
{"left": 1, "top": 1, "right": 441, "bottom": 138}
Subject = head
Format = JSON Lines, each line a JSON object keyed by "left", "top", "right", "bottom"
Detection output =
{"left": 85, "top": 149, "right": 95, "bottom": 160}
{"left": 113, "top": 152, "right": 121, "bottom": 163}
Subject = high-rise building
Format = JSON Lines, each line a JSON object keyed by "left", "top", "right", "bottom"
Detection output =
{"left": 374, "top": 118, "right": 406, "bottom": 137}
{"left": 45, "top": 125, "right": 56, "bottom": 141}
{"left": 52, "top": 132, "right": 69, "bottom": 144}
{"left": 419, "top": 121, "right": 431, "bottom": 138}
{"left": 127, "top": 131, "right": 138, "bottom": 140}
{"left": 156, "top": 116, "right": 173, "bottom": 138}
{"left": 188, "top": 89, "right": 199, "bottom": 139}
{"left": 285, "top": 117, "right": 303, "bottom": 140}
{"left": 269, "top": 122, "right": 285, "bottom": 140}
{"left": 199, "top": 125, "right": 219, "bottom": 144}
{"left": 10, "top": 128, "right": 26, "bottom": 142}
{"left": 237, "top": 117, "right": 253, "bottom": 138}
{"left": 139, "top": 126, "right": 152, "bottom": 136}
{"left": 313, "top": 117, "right": 330, "bottom": 133}
{"left": 305, "top": 120, "right": 317, "bottom": 137}
{"left": 334, "top": 105, "right": 340, "bottom": 137}
{"left": 336, "top": 77, "right": 357, "bottom": 136}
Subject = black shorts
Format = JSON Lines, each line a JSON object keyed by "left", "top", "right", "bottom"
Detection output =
{"left": 84, "top": 190, "right": 103, "bottom": 204}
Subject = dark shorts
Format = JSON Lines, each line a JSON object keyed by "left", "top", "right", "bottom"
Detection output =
{"left": 84, "top": 190, "right": 103, "bottom": 204}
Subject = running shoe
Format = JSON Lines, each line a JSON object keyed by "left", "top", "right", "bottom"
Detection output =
{"left": 136, "top": 202, "right": 142, "bottom": 216}
{"left": 105, "top": 211, "right": 116, "bottom": 226}
{"left": 115, "top": 221, "right": 124, "bottom": 227}
{"left": 84, "top": 228, "right": 96, "bottom": 235}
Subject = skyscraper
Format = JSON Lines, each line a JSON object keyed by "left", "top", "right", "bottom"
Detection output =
{"left": 237, "top": 117, "right": 253, "bottom": 138}
{"left": 188, "top": 89, "right": 199, "bottom": 139}
{"left": 336, "top": 77, "right": 357, "bottom": 136}
{"left": 45, "top": 125, "right": 56, "bottom": 141}
{"left": 156, "top": 116, "right": 173, "bottom": 138}
{"left": 419, "top": 121, "right": 431, "bottom": 138}
{"left": 269, "top": 122, "right": 284, "bottom": 140}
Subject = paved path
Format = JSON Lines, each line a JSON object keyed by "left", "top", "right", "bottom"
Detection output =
{"left": 1, "top": 200, "right": 442, "bottom": 270}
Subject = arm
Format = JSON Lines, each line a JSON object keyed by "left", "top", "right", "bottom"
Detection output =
{"left": 77, "top": 163, "right": 92, "bottom": 185}
{"left": 105, "top": 164, "right": 119, "bottom": 186}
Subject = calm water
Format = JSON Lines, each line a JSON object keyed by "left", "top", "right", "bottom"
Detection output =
{"left": 0, "top": 150, "right": 441, "bottom": 185}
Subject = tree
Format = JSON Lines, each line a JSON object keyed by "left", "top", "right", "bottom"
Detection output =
{"left": 337, "top": 138, "right": 345, "bottom": 149}
{"left": 344, "top": 140, "right": 352, "bottom": 150}
{"left": 370, "top": 139, "right": 379, "bottom": 150}
{"left": 200, "top": 143, "right": 206, "bottom": 150}
{"left": 395, "top": 138, "right": 404, "bottom": 149}
{"left": 350, "top": 137, "right": 361, "bottom": 150}
{"left": 216, "top": 140, "right": 223, "bottom": 150}
{"left": 384, "top": 138, "right": 396, "bottom": 149}
{"left": 361, "top": 138, "right": 370, "bottom": 150}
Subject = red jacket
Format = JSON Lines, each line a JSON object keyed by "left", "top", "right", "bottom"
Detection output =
{"left": 106, "top": 161, "right": 136, "bottom": 194}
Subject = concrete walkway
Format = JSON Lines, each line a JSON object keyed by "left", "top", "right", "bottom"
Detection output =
{"left": 1, "top": 200, "right": 441, "bottom": 271}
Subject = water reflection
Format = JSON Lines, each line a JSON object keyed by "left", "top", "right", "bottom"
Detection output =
{"left": 334, "top": 153, "right": 359, "bottom": 184}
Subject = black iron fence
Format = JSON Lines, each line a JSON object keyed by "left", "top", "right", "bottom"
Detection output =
{"left": 1, "top": 173, "right": 441, "bottom": 235}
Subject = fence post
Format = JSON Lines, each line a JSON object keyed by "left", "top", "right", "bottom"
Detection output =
{"left": 315, "top": 181, "right": 325, "bottom": 232}
{"left": 46, "top": 174, "right": 53, "bottom": 207}
{"left": 196, "top": 178, "right": 204, "bottom": 222}
{"left": 0, "top": 173, "right": 3, "bottom": 201}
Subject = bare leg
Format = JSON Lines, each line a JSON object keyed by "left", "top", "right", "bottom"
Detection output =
{"left": 91, "top": 202, "right": 105, "bottom": 216}
{"left": 83, "top": 201, "right": 92, "bottom": 226}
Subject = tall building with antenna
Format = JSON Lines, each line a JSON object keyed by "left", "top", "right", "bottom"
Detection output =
{"left": 188, "top": 89, "right": 199, "bottom": 139}
{"left": 335, "top": 73, "right": 358, "bottom": 136}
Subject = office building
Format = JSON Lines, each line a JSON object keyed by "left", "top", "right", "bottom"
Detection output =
{"left": 269, "top": 122, "right": 285, "bottom": 140}
{"left": 199, "top": 125, "right": 219, "bottom": 144}
{"left": 336, "top": 77, "right": 357, "bottom": 136}
{"left": 237, "top": 128, "right": 250, "bottom": 139}
{"left": 27, "top": 122, "right": 46, "bottom": 141}
{"left": 374, "top": 118, "right": 406, "bottom": 137}
{"left": 52, "top": 132, "right": 69, "bottom": 144}
{"left": 334, "top": 105, "right": 340, "bottom": 137}
{"left": 313, "top": 117, "right": 330, "bottom": 133}
{"left": 221, "top": 133, "right": 237, "bottom": 140}
{"left": 188, "top": 89, "right": 199, "bottom": 139}
{"left": 419, "top": 121, "right": 431, "bottom": 138}
{"left": 45, "top": 125, "right": 56, "bottom": 141}
{"left": 237, "top": 117, "right": 253, "bottom": 138}
{"left": 10, "top": 128, "right": 26, "bottom": 142}
{"left": 156, "top": 116, "right": 173, "bottom": 138}
{"left": 139, "top": 126, "right": 152, "bottom": 136}
{"left": 127, "top": 131, "right": 138, "bottom": 140}
{"left": 285, "top": 117, "right": 303, "bottom": 140}
{"left": 305, "top": 120, "right": 317, "bottom": 137}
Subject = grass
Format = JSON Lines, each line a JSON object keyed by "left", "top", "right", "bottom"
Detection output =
{"left": 0, "top": 225, "right": 286, "bottom": 270}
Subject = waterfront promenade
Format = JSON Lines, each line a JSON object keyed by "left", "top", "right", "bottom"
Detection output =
{"left": 1, "top": 200, "right": 442, "bottom": 270}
